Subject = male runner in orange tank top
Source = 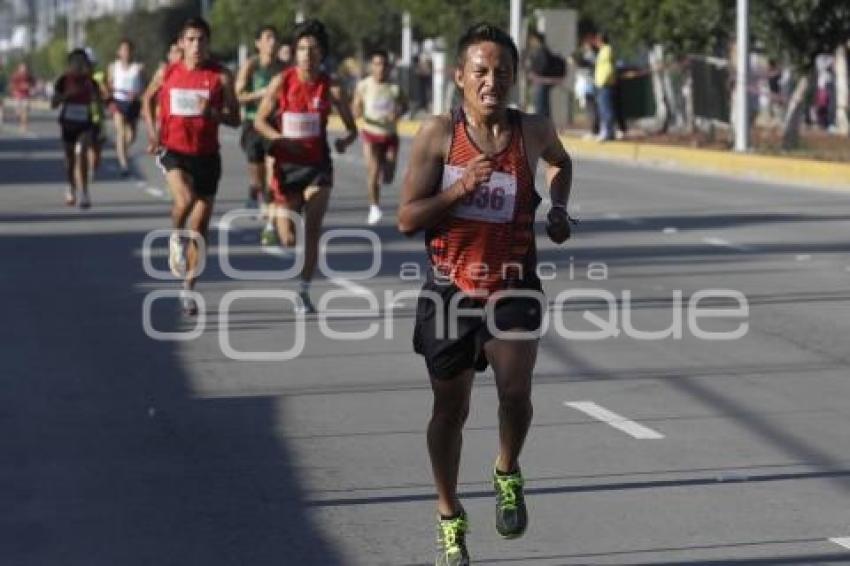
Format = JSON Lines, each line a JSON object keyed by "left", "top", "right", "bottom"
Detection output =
{"left": 398, "top": 23, "right": 573, "bottom": 566}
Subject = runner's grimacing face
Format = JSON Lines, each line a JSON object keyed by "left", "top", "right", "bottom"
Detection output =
{"left": 256, "top": 30, "right": 277, "bottom": 58}
{"left": 456, "top": 41, "right": 514, "bottom": 115}
{"left": 181, "top": 28, "right": 209, "bottom": 62}
{"left": 296, "top": 36, "right": 322, "bottom": 73}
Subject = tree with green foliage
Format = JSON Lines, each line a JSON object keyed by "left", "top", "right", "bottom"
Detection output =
{"left": 208, "top": 0, "right": 296, "bottom": 56}
{"left": 28, "top": 35, "right": 69, "bottom": 79}
{"left": 83, "top": 2, "right": 199, "bottom": 77}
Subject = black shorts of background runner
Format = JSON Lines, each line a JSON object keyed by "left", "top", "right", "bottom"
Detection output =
{"left": 114, "top": 99, "right": 141, "bottom": 123}
{"left": 60, "top": 121, "right": 94, "bottom": 144}
{"left": 413, "top": 276, "right": 544, "bottom": 380}
{"left": 240, "top": 121, "right": 272, "bottom": 164}
{"left": 156, "top": 149, "right": 222, "bottom": 198}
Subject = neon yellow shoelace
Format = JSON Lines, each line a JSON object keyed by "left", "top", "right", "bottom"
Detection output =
{"left": 495, "top": 474, "right": 524, "bottom": 510}
{"left": 439, "top": 516, "right": 467, "bottom": 551}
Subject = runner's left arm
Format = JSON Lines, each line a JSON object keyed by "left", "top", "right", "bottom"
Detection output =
{"left": 212, "top": 68, "right": 241, "bottom": 128}
{"left": 330, "top": 81, "right": 357, "bottom": 153}
{"left": 533, "top": 115, "right": 573, "bottom": 244}
{"left": 394, "top": 87, "right": 409, "bottom": 122}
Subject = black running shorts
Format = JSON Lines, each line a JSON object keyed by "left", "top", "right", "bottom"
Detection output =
{"left": 60, "top": 120, "right": 94, "bottom": 145}
{"left": 156, "top": 149, "right": 222, "bottom": 198}
{"left": 239, "top": 121, "right": 270, "bottom": 164}
{"left": 413, "top": 278, "right": 544, "bottom": 380}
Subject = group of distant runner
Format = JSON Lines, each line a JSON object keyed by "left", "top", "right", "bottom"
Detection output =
{"left": 46, "top": 16, "right": 574, "bottom": 566}
{"left": 49, "top": 18, "right": 405, "bottom": 315}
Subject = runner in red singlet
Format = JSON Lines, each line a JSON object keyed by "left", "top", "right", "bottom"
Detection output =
{"left": 10, "top": 62, "right": 35, "bottom": 132}
{"left": 51, "top": 49, "right": 102, "bottom": 209}
{"left": 140, "top": 17, "right": 240, "bottom": 315}
{"left": 254, "top": 19, "right": 357, "bottom": 314}
{"left": 397, "top": 23, "right": 574, "bottom": 566}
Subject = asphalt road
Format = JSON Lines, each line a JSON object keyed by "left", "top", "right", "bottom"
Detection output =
{"left": 2, "top": 110, "right": 850, "bottom": 565}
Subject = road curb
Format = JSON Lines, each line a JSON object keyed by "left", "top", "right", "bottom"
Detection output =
{"left": 328, "top": 115, "right": 850, "bottom": 192}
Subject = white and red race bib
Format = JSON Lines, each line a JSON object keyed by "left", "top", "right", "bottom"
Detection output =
{"left": 170, "top": 88, "right": 209, "bottom": 117}
{"left": 281, "top": 111, "right": 321, "bottom": 139}
{"left": 441, "top": 164, "right": 517, "bottom": 223}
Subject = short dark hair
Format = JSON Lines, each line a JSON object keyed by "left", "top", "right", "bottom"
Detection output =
{"left": 370, "top": 49, "right": 389, "bottom": 62}
{"left": 292, "top": 19, "right": 328, "bottom": 56}
{"left": 456, "top": 22, "right": 518, "bottom": 74}
{"left": 181, "top": 17, "right": 211, "bottom": 40}
{"left": 68, "top": 48, "right": 89, "bottom": 64}
{"left": 255, "top": 25, "right": 278, "bottom": 41}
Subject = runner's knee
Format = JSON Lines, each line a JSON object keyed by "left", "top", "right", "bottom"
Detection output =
{"left": 432, "top": 397, "right": 470, "bottom": 428}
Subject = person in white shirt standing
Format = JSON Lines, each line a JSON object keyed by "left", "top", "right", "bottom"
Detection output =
{"left": 108, "top": 39, "right": 145, "bottom": 177}
{"left": 352, "top": 49, "right": 407, "bottom": 225}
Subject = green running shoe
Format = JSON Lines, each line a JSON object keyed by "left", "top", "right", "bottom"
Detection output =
{"left": 493, "top": 467, "right": 527, "bottom": 539}
{"left": 260, "top": 225, "right": 278, "bottom": 246}
{"left": 435, "top": 511, "right": 470, "bottom": 566}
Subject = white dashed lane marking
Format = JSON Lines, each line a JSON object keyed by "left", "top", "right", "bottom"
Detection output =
{"left": 565, "top": 401, "right": 665, "bottom": 440}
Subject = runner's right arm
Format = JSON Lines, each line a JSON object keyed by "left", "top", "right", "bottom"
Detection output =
{"left": 253, "top": 73, "right": 283, "bottom": 142}
{"left": 350, "top": 80, "right": 364, "bottom": 120}
{"left": 141, "top": 66, "right": 165, "bottom": 154}
{"left": 397, "top": 116, "right": 495, "bottom": 236}
{"left": 235, "top": 57, "right": 263, "bottom": 106}
{"left": 253, "top": 73, "right": 300, "bottom": 156}
{"left": 50, "top": 77, "right": 63, "bottom": 109}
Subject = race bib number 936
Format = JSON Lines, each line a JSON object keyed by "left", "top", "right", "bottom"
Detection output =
{"left": 441, "top": 164, "right": 517, "bottom": 223}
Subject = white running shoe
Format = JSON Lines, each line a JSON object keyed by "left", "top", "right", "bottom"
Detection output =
{"left": 168, "top": 233, "right": 187, "bottom": 278}
{"left": 64, "top": 188, "right": 76, "bottom": 206}
{"left": 367, "top": 204, "right": 383, "bottom": 226}
{"left": 179, "top": 290, "right": 198, "bottom": 316}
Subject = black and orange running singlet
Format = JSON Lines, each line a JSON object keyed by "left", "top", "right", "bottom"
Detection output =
{"left": 426, "top": 108, "right": 541, "bottom": 296}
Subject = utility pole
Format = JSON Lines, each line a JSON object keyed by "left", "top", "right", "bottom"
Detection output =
{"left": 509, "top": 0, "right": 523, "bottom": 106}
{"left": 734, "top": 0, "right": 749, "bottom": 152}
{"left": 66, "top": 0, "right": 75, "bottom": 48}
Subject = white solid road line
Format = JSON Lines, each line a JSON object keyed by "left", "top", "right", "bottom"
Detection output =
{"left": 331, "top": 277, "right": 372, "bottom": 296}
{"left": 144, "top": 186, "right": 166, "bottom": 198}
{"left": 701, "top": 236, "right": 753, "bottom": 252}
{"left": 565, "top": 401, "right": 665, "bottom": 439}
{"left": 829, "top": 538, "right": 850, "bottom": 550}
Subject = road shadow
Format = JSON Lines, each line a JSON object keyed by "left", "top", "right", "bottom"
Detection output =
{"left": 0, "top": 227, "right": 344, "bottom": 565}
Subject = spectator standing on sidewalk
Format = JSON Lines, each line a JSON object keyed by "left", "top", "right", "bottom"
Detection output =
{"left": 590, "top": 32, "right": 616, "bottom": 141}
{"left": 526, "top": 31, "right": 565, "bottom": 118}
